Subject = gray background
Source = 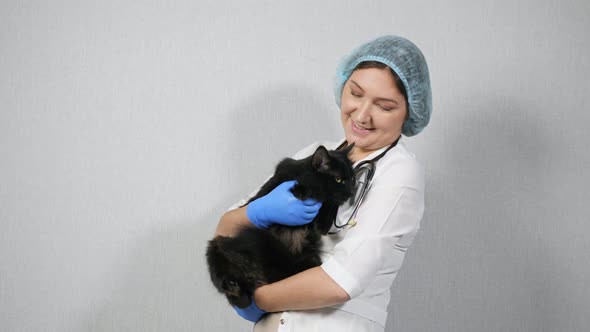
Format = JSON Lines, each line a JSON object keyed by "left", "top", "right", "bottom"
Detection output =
{"left": 1, "top": 0, "right": 589, "bottom": 331}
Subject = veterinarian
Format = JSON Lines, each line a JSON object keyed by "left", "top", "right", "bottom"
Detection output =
{"left": 214, "top": 35, "right": 431, "bottom": 332}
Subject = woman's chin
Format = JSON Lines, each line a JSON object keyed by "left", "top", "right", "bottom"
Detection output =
{"left": 345, "top": 133, "right": 372, "bottom": 148}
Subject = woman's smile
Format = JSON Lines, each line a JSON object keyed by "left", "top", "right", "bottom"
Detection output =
{"left": 351, "top": 121, "right": 374, "bottom": 135}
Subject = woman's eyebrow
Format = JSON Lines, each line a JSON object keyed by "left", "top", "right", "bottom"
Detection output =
{"left": 350, "top": 80, "right": 399, "bottom": 105}
{"left": 350, "top": 80, "right": 365, "bottom": 92}
{"left": 377, "top": 97, "right": 398, "bottom": 105}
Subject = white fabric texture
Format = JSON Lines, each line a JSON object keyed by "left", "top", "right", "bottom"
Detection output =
{"left": 229, "top": 137, "right": 425, "bottom": 330}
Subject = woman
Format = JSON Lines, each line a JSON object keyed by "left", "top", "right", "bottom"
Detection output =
{"left": 214, "top": 35, "right": 432, "bottom": 331}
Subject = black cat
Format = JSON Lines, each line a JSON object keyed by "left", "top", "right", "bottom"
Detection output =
{"left": 206, "top": 144, "right": 356, "bottom": 308}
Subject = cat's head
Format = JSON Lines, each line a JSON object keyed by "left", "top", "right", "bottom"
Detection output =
{"left": 308, "top": 143, "right": 356, "bottom": 204}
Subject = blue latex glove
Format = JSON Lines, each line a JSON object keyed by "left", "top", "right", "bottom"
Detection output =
{"left": 233, "top": 298, "right": 266, "bottom": 322}
{"left": 246, "top": 180, "right": 322, "bottom": 228}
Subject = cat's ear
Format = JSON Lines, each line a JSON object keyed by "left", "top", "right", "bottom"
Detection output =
{"left": 312, "top": 145, "right": 331, "bottom": 173}
{"left": 342, "top": 142, "right": 355, "bottom": 156}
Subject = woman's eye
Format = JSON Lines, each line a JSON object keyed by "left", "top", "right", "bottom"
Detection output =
{"left": 379, "top": 105, "right": 393, "bottom": 111}
{"left": 335, "top": 177, "right": 342, "bottom": 183}
{"left": 350, "top": 89, "right": 362, "bottom": 97}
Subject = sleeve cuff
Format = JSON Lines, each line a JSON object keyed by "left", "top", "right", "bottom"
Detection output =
{"left": 227, "top": 198, "right": 248, "bottom": 212}
{"left": 321, "top": 256, "right": 363, "bottom": 299}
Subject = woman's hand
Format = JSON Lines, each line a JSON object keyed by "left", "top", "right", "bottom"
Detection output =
{"left": 246, "top": 180, "right": 322, "bottom": 228}
{"left": 233, "top": 297, "right": 266, "bottom": 322}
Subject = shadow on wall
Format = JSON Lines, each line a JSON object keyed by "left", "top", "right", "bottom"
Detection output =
{"left": 390, "top": 93, "right": 576, "bottom": 331}
{"left": 82, "top": 205, "right": 253, "bottom": 332}
{"left": 82, "top": 84, "right": 340, "bottom": 332}
{"left": 226, "top": 83, "right": 341, "bottom": 196}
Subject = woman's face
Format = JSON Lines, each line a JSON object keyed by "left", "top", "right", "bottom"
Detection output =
{"left": 340, "top": 67, "right": 408, "bottom": 159}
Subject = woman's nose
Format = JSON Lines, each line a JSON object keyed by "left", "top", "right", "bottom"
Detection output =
{"left": 354, "top": 101, "right": 371, "bottom": 123}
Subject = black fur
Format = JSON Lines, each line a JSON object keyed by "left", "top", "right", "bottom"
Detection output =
{"left": 206, "top": 144, "right": 355, "bottom": 308}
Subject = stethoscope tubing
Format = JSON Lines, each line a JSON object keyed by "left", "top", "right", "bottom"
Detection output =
{"left": 329, "top": 136, "right": 401, "bottom": 233}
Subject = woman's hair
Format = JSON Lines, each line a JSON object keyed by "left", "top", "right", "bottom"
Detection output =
{"left": 353, "top": 61, "right": 408, "bottom": 103}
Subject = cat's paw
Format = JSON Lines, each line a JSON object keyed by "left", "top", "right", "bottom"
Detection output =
{"left": 290, "top": 183, "right": 310, "bottom": 200}
{"left": 223, "top": 279, "right": 251, "bottom": 308}
{"left": 222, "top": 279, "right": 241, "bottom": 296}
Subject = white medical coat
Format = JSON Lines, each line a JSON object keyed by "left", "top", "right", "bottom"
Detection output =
{"left": 229, "top": 138, "right": 425, "bottom": 332}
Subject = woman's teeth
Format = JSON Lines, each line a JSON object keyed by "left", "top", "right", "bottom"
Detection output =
{"left": 353, "top": 122, "right": 371, "bottom": 131}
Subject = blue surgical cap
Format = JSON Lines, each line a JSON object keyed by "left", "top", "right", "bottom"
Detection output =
{"left": 334, "top": 35, "right": 432, "bottom": 137}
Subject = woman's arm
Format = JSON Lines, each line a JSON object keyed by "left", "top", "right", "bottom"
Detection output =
{"left": 253, "top": 266, "right": 350, "bottom": 312}
{"left": 214, "top": 206, "right": 252, "bottom": 237}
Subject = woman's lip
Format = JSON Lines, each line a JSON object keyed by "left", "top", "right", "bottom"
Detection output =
{"left": 351, "top": 121, "right": 373, "bottom": 135}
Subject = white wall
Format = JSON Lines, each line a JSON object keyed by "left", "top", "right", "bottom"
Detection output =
{"left": 1, "top": 1, "right": 588, "bottom": 331}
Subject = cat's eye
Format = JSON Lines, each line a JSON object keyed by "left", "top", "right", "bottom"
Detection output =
{"left": 335, "top": 177, "right": 342, "bottom": 183}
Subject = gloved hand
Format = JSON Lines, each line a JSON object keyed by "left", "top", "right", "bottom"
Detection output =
{"left": 246, "top": 180, "right": 322, "bottom": 228}
{"left": 233, "top": 298, "right": 266, "bottom": 322}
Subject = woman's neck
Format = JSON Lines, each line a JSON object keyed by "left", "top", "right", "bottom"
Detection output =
{"left": 342, "top": 136, "right": 402, "bottom": 163}
{"left": 349, "top": 149, "right": 374, "bottom": 163}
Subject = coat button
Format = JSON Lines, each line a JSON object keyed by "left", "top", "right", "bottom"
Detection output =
{"left": 280, "top": 318, "right": 285, "bottom": 325}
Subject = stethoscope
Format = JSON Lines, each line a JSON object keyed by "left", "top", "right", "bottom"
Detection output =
{"left": 328, "top": 135, "right": 401, "bottom": 234}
